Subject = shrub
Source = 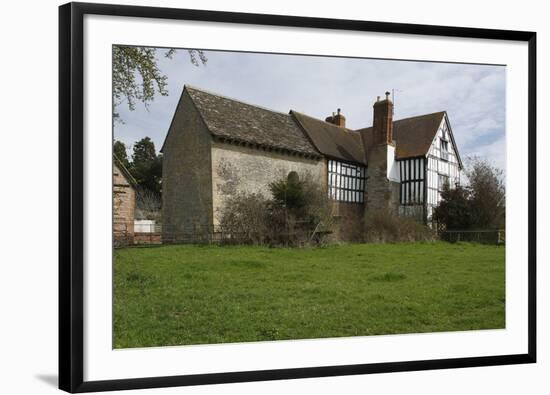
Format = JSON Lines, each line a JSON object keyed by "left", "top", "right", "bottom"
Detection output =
{"left": 364, "top": 210, "right": 435, "bottom": 243}
{"left": 268, "top": 172, "right": 335, "bottom": 246}
{"left": 300, "top": 173, "right": 335, "bottom": 232}
{"left": 217, "top": 172, "right": 335, "bottom": 246}
{"left": 433, "top": 157, "right": 505, "bottom": 230}
{"left": 269, "top": 171, "right": 306, "bottom": 212}
{"left": 218, "top": 192, "right": 271, "bottom": 245}
{"left": 135, "top": 187, "right": 161, "bottom": 221}
{"left": 432, "top": 184, "right": 474, "bottom": 230}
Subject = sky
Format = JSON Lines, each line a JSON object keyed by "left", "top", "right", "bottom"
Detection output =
{"left": 114, "top": 48, "right": 506, "bottom": 171}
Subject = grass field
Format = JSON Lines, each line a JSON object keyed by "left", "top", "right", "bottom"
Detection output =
{"left": 113, "top": 242, "right": 505, "bottom": 348}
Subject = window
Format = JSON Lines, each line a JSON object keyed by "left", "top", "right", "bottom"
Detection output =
{"left": 440, "top": 126, "right": 449, "bottom": 161}
{"left": 399, "top": 158, "right": 424, "bottom": 205}
{"left": 287, "top": 171, "right": 299, "bottom": 184}
{"left": 440, "top": 139, "right": 449, "bottom": 161}
{"left": 438, "top": 174, "right": 449, "bottom": 191}
{"left": 328, "top": 160, "right": 366, "bottom": 203}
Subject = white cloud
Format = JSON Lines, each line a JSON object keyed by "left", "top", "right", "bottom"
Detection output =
{"left": 465, "top": 135, "right": 507, "bottom": 173}
{"left": 114, "top": 48, "right": 506, "bottom": 171}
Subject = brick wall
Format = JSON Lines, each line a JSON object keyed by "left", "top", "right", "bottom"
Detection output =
{"left": 113, "top": 163, "right": 135, "bottom": 246}
{"left": 372, "top": 95, "right": 394, "bottom": 145}
{"left": 134, "top": 232, "right": 162, "bottom": 245}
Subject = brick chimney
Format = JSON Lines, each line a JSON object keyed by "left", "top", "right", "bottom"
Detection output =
{"left": 372, "top": 92, "right": 394, "bottom": 145}
{"left": 361, "top": 91, "right": 400, "bottom": 216}
{"left": 325, "top": 108, "right": 346, "bottom": 128}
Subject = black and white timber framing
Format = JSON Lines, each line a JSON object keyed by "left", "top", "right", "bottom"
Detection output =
{"left": 425, "top": 116, "right": 461, "bottom": 222}
{"left": 396, "top": 114, "right": 462, "bottom": 223}
{"left": 325, "top": 114, "right": 461, "bottom": 223}
{"left": 328, "top": 159, "right": 367, "bottom": 203}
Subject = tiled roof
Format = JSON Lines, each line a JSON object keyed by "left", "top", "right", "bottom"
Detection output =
{"left": 113, "top": 154, "right": 138, "bottom": 187}
{"left": 178, "top": 86, "right": 452, "bottom": 165}
{"left": 185, "top": 86, "right": 320, "bottom": 157}
{"left": 357, "top": 111, "right": 446, "bottom": 160}
{"left": 291, "top": 111, "right": 367, "bottom": 165}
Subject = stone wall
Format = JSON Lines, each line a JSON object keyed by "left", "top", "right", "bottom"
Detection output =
{"left": 364, "top": 144, "right": 400, "bottom": 215}
{"left": 113, "top": 163, "right": 135, "bottom": 246}
{"left": 211, "top": 142, "right": 326, "bottom": 225}
{"left": 162, "top": 91, "right": 213, "bottom": 243}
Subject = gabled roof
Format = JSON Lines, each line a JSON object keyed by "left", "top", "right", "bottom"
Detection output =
{"left": 162, "top": 85, "right": 461, "bottom": 167}
{"left": 184, "top": 86, "right": 320, "bottom": 157}
{"left": 113, "top": 154, "right": 138, "bottom": 188}
{"left": 291, "top": 111, "right": 367, "bottom": 165}
{"left": 356, "top": 111, "right": 447, "bottom": 160}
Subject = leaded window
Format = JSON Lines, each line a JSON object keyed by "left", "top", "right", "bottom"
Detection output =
{"left": 440, "top": 139, "right": 449, "bottom": 161}
{"left": 438, "top": 174, "right": 449, "bottom": 191}
{"left": 328, "top": 160, "right": 366, "bottom": 203}
{"left": 440, "top": 125, "right": 449, "bottom": 161}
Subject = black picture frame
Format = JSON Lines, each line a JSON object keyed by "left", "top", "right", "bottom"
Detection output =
{"left": 59, "top": 2, "right": 537, "bottom": 392}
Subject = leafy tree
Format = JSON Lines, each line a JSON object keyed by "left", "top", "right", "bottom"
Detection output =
{"left": 466, "top": 157, "right": 505, "bottom": 229}
{"left": 433, "top": 157, "right": 505, "bottom": 230}
{"left": 113, "top": 140, "right": 130, "bottom": 168}
{"left": 132, "top": 137, "right": 157, "bottom": 165}
{"left": 113, "top": 46, "right": 207, "bottom": 120}
{"left": 131, "top": 137, "right": 162, "bottom": 196}
{"left": 433, "top": 184, "right": 474, "bottom": 230}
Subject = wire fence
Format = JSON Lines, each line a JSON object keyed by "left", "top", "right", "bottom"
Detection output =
{"left": 134, "top": 221, "right": 162, "bottom": 233}
{"left": 114, "top": 221, "right": 162, "bottom": 248}
{"left": 439, "top": 229, "right": 505, "bottom": 245}
{"left": 115, "top": 220, "right": 506, "bottom": 247}
{"left": 161, "top": 223, "right": 332, "bottom": 246}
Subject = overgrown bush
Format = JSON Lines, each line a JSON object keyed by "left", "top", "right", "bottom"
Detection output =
{"left": 267, "top": 172, "right": 335, "bottom": 246}
{"left": 300, "top": 173, "right": 336, "bottom": 235}
{"left": 338, "top": 213, "right": 365, "bottom": 242}
{"left": 218, "top": 192, "right": 271, "bottom": 245}
{"left": 269, "top": 171, "right": 306, "bottom": 212}
{"left": 364, "top": 210, "right": 435, "bottom": 243}
{"left": 136, "top": 189, "right": 161, "bottom": 221}
{"left": 217, "top": 172, "right": 335, "bottom": 246}
{"left": 432, "top": 184, "right": 474, "bottom": 230}
{"left": 433, "top": 157, "right": 505, "bottom": 230}
{"left": 135, "top": 187, "right": 161, "bottom": 222}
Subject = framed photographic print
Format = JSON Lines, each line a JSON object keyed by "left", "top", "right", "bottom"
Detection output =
{"left": 59, "top": 2, "right": 537, "bottom": 392}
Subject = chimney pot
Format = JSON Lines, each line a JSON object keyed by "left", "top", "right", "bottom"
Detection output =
{"left": 385, "top": 91, "right": 390, "bottom": 100}
{"left": 377, "top": 96, "right": 380, "bottom": 102}
{"left": 326, "top": 109, "right": 346, "bottom": 128}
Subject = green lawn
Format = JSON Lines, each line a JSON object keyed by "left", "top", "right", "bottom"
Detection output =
{"left": 114, "top": 242, "right": 505, "bottom": 348}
